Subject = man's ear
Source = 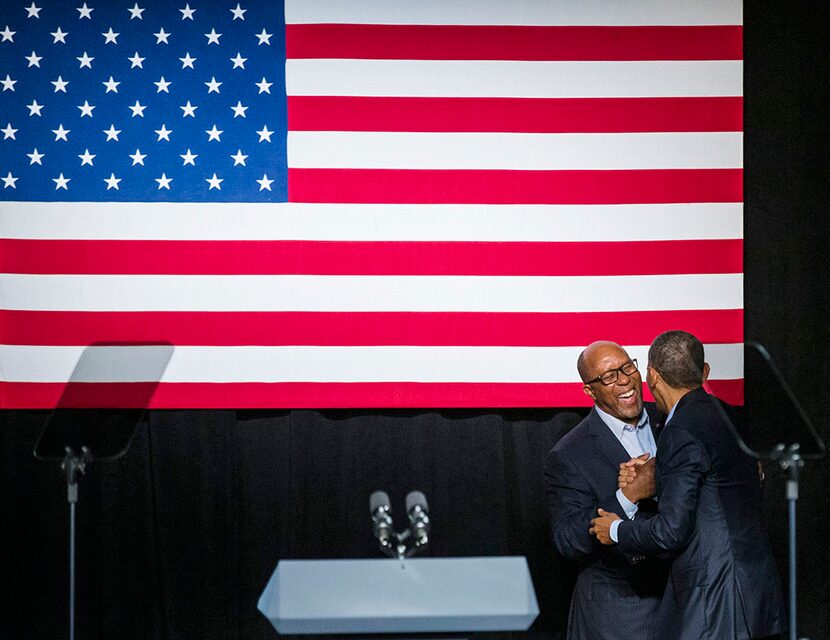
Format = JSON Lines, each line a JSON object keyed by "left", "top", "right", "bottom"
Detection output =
{"left": 582, "top": 383, "right": 596, "bottom": 402}
{"left": 702, "top": 362, "right": 710, "bottom": 383}
{"left": 646, "top": 366, "right": 659, "bottom": 388}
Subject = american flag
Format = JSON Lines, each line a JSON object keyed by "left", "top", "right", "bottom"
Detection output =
{"left": 0, "top": 0, "right": 744, "bottom": 409}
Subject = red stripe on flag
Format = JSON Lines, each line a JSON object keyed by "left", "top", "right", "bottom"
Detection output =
{"left": 702, "top": 379, "right": 744, "bottom": 405}
{"left": 0, "top": 309, "right": 744, "bottom": 346}
{"left": 286, "top": 24, "right": 743, "bottom": 61}
{"left": 288, "top": 169, "right": 743, "bottom": 204}
{"left": 0, "top": 239, "right": 742, "bottom": 276}
{"left": 643, "top": 379, "right": 743, "bottom": 406}
{"left": 0, "top": 380, "right": 744, "bottom": 409}
{"left": 288, "top": 96, "right": 744, "bottom": 133}
{"left": 0, "top": 381, "right": 744, "bottom": 409}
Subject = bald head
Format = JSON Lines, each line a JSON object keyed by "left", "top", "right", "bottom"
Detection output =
{"left": 578, "top": 341, "right": 644, "bottom": 425}
{"left": 577, "top": 341, "right": 625, "bottom": 383}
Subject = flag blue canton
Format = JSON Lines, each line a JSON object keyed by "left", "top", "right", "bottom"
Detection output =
{"left": 0, "top": 0, "right": 287, "bottom": 201}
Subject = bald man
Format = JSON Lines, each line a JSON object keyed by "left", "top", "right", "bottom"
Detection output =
{"left": 544, "top": 341, "right": 668, "bottom": 640}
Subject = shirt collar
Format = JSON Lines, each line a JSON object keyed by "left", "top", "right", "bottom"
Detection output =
{"left": 665, "top": 400, "right": 680, "bottom": 425}
{"left": 594, "top": 404, "right": 649, "bottom": 438}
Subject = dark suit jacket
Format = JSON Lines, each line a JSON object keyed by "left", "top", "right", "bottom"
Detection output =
{"left": 545, "top": 405, "right": 669, "bottom": 640}
{"left": 617, "top": 387, "right": 785, "bottom": 640}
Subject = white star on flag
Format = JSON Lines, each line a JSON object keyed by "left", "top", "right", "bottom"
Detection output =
{"left": 128, "top": 3, "right": 145, "bottom": 20}
{"left": 154, "top": 28, "right": 171, "bottom": 44}
{"left": 205, "top": 125, "right": 223, "bottom": 141}
{"left": 155, "top": 173, "right": 172, "bottom": 189}
{"left": 255, "top": 28, "right": 271, "bottom": 45}
{"left": 78, "top": 149, "right": 95, "bottom": 166}
{"left": 180, "top": 101, "right": 198, "bottom": 117}
{"left": 103, "top": 124, "right": 121, "bottom": 141}
{"left": 27, "top": 100, "right": 44, "bottom": 116}
{"left": 256, "top": 125, "right": 273, "bottom": 142}
{"left": 52, "top": 124, "right": 70, "bottom": 141}
{"left": 230, "top": 150, "right": 248, "bottom": 166}
{"left": 155, "top": 125, "right": 172, "bottom": 141}
{"left": 77, "top": 101, "right": 95, "bottom": 117}
{"left": 102, "top": 28, "right": 119, "bottom": 44}
{"left": 230, "top": 4, "right": 246, "bottom": 20}
{"left": 128, "top": 52, "right": 145, "bottom": 68}
{"left": 53, "top": 173, "right": 70, "bottom": 190}
{"left": 206, "top": 173, "right": 223, "bottom": 190}
{"left": 129, "top": 149, "right": 147, "bottom": 165}
{"left": 103, "top": 76, "right": 120, "bottom": 93}
{"left": 25, "top": 3, "right": 43, "bottom": 19}
{"left": 27, "top": 148, "right": 45, "bottom": 164}
{"left": 205, "top": 77, "right": 221, "bottom": 93}
{"left": 154, "top": 77, "right": 171, "bottom": 93}
{"left": 104, "top": 173, "right": 122, "bottom": 190}
{"left": 77, "top": 3, "right": 93, "bottom": 19}
{"left": 50, "top": 27, "right": 68, "bottom": 43}
{"left": 257, "top": 174, "right": 273, "bottom": 191}
{"left": 77, "top": 52, "right": 94, "bottom": 68}
{"left": 1, "top": 26, "right": 16, "bottom": 43}
{"left": 179, "top": 53, "right": 196, "bottom": 69}
{"left": 230, "top": 53, "right": 247, "bottom": 69}
{"left": 231, "top": 101, "right": 248, "bottom": 118}
{"left": 129, "top": 100, "right": 146, "bottom": 117}
{"left": 180, "top": 149, "right": 198, "bottom": 165}
{"left": 25, "top": 51, "right": 43, "bottom": 67}
{"left": 51, "top": 76, "right": 69, "bottom": 93}
{"left": 205, "top": 29, "right": 221, "bottom": 45}
{"left": 2, "top": 123, "right": 18, "bottom": 140}
{"left": 1, "top": 75, "right": 16, "bottom": 91}
{"left": 2, "top": 172, "right": 19, "bottom": 188}
{"left": 180, "top": 4, "right": 196, "bottom": 20}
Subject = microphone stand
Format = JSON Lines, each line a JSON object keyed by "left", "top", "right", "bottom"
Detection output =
{"left": 773, "top": 443, "right": 805, "bottom": 640}
{"left": 711, "top": 341, "right": 825, "bottom": 640}
{"left": 376, "top": 525, "right": 429, "bottom": 560}
{"left": 62, "top": 445, "right": 92, "bottom": 640}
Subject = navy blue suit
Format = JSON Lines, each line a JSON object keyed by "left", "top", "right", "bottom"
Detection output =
{"left": 545, "top": 406, "right": 668, "bottom": 640}
{"left": 617, "top": 387, "right": 785, "bottom": 639}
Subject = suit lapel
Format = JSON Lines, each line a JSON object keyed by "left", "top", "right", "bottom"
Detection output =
{"left": 587, "top": 408, "right": 631, "bottom": 468}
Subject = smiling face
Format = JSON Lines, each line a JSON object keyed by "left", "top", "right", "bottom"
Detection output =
{"left": 580, "top": 342, "right": 644, "bottom": 425}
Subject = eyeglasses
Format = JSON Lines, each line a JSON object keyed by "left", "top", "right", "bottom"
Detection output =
{"left": 585, "top": 359, "right": 639, "bottom": 386}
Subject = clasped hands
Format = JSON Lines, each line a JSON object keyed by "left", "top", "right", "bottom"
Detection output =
{"left": 589, "top": 453, "right": 657, "bottom": 545}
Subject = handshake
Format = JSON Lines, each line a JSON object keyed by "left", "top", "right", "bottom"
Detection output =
{"left": 619, "top": 452, "right": 657, "bottom": 503}
{"left": 589, "top": 453, "right": 657, "bottom": 545}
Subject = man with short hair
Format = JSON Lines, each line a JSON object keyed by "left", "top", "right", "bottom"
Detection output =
{"left": 590, "top": 330, "right": 784, "bottom": 640}
{"left": 545, "top": 341, "right": 668, "bottom": 640}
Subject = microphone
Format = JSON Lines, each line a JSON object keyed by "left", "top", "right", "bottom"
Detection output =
{"left": 369, "top": 490, "right": 393, "bottom": 547}
{"left": 405, "top": 491, "right": 430, "bottom": 548}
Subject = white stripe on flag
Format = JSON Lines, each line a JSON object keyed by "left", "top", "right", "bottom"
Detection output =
{"left": 287, "top": 132, "right": 743, "bottom": 170}
{"left": 0, "top": 343, "right": 743, "bottom": 383}
{"left": 285, "top": 0, "right": 743, "bottom": 26}
{"left": 286, "top": 60, "right": 743, "bottom": 98}
{"left": 0, "top": 274, "right": 743, "bottom": 312}
{"left": 0, "top": 202, "right": 744, "bottom": 242}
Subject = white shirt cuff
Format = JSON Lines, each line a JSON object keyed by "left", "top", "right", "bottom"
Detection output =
{"left": 610, "top": 518, "right": 622, "bottom": 543}
{"left": 616, "top": 488, "right": 639, "bottom": 519}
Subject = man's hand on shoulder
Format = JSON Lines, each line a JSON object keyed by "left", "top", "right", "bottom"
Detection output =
{"left": 589, "top": 508, "right": 621, "bottom": 545}
{"left": 618, "top": 454, "right": 656, "bottom": 503}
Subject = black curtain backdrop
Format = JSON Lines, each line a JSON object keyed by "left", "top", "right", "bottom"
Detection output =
{"left": 3, "top": 3, "right": 829, "bottom": 639}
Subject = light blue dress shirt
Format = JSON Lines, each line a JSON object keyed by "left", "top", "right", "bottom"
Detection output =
{"left": 591, "top": 406, "right": 657, "bottom": 542}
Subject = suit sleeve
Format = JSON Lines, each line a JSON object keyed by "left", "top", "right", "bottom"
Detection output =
{"left": 617, "top": 425, "right": 710, "bottom": 556}
{"left": 545, "top": 446, "right": 631, "bottom": 560}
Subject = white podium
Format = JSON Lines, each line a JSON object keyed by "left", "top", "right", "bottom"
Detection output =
{"left": 257, "top": 556, "right": 539, "bottom": 635}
